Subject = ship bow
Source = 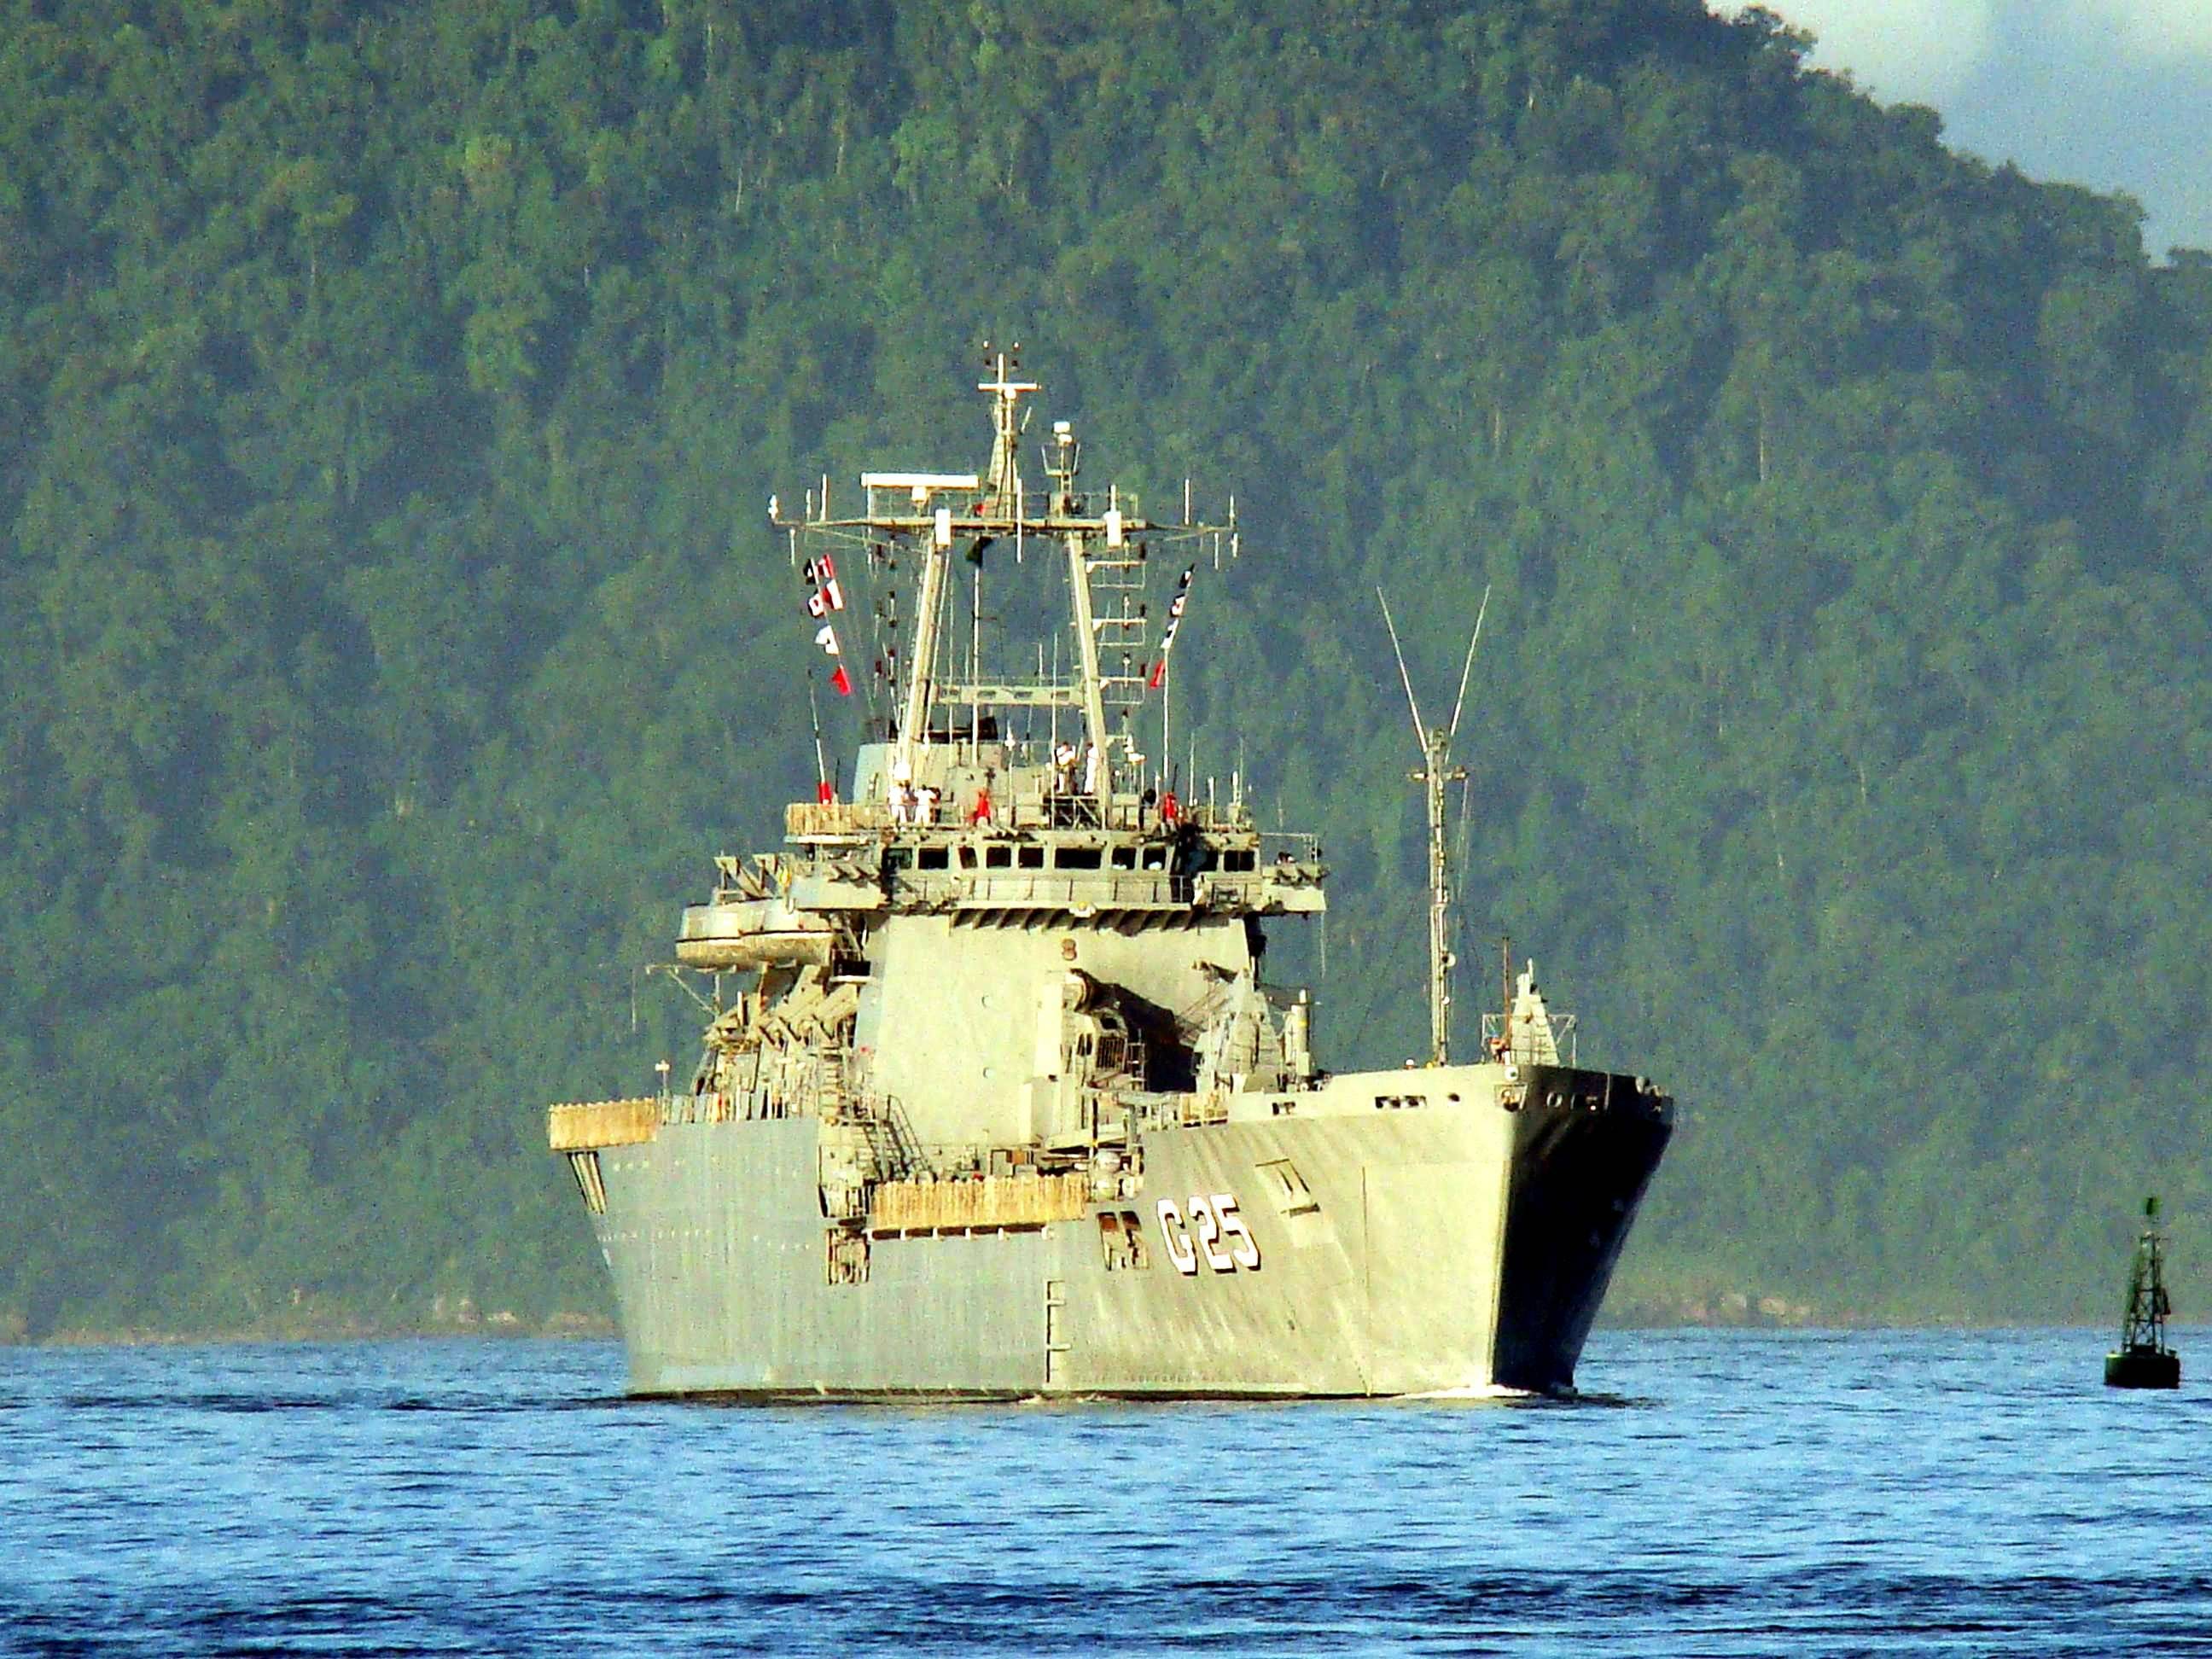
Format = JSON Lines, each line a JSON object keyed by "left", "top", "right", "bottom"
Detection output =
{"left": 1490, "top": 1068, "right": 1673, "bottom": 1392}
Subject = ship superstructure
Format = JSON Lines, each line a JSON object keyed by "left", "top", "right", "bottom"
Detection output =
{"left": 549, "top": 359, "right": 1673, "bottom": 1397}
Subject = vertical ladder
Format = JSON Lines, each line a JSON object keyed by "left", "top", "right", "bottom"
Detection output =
{"left": 1087, "top": 550, "right": 1150, "bottom": 714}
{"left": 1044, "top": 1278, "right": 1069, "bottom": 1388}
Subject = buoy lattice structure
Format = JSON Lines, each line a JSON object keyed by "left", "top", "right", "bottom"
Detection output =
{"left": 2105, "top": 1196, "right": 2180, "bottom": 1390}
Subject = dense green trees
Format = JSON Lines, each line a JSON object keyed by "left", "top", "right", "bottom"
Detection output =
{"left": 4, "top": 0, "right": 2208, "bottom": 1333}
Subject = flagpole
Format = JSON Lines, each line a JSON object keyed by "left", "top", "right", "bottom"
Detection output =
{"left": 807, "top": 678, "right": 830, "bottom": 801}
{"left": 970, "top": 542, "right": 982, "bottom": 763}
{"left": 1161, "top": 659, "right": 1170, "bottom": 800}
{"left": 1150, "top": 564, "right": 1195, "bottom": 800}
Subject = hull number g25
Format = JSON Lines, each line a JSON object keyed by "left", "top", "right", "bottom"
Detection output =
{"left": 1157, "top": 1194, "right": 1261, "bottom": 1275}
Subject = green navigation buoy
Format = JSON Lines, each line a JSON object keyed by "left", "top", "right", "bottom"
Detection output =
{"left": 2105, "top": 1196, "right": 2180, "bottom": 1389}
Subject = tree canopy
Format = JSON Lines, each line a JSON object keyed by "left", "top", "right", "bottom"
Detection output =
{"left": 6, "top": 0, "right": 2209, "bottom": 1334}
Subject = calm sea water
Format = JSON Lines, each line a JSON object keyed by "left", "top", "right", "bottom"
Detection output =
{"left": 5, "top": 1329, "right": 2209, "bottom": 1656}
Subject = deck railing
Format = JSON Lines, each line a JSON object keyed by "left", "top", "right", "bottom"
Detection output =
{"left": 788, "top": 793, "right": 1252, "bottom": 839}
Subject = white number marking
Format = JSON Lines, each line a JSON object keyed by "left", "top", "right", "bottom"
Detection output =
{"left": 1156, "top": 1198, "right": 1198, "bottom": 1275}
{"left": 1213, "top": 1192, "right": 1260, "bottom": 1270}
{"left": 1190, "top": 1196, "right": 1234, "bottom": 1271}
{"left": 1155, "top": 1190, "right": 1262, "bottom": 1275}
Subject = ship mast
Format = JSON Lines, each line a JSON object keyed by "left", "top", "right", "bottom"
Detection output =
{"left": 896, "top": 509, "right": 952, "bottom": 771}
{"left": 778, "top": 355, "right": 1233, "bottom": 803}
{"left": 889, "top": 352, "right": 1028, "bottom": 783}
{"left": 1378, "top": 585, "right": 1489, "bottom": 1067}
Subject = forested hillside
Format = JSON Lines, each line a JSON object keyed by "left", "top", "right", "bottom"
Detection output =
{"left": 6, "top": 0, "right": 2210, "bottom": 1335}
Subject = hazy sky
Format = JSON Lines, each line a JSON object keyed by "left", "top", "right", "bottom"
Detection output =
{"left": 1729, "top": 0, "right": 2212, "bottom": 260}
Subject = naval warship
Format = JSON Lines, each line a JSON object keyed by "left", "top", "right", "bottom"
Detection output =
{"left": 549, "top": 358, "right": 1673, "bottom": 1397}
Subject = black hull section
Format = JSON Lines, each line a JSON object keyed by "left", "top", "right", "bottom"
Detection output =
{"left": 1492, "top": 1068, "right": 1674, "bottom": 1393}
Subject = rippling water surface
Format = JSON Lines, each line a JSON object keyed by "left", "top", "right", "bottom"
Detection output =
{"left": 7, "top": 1330, "right": 2210, "bottom": 1655}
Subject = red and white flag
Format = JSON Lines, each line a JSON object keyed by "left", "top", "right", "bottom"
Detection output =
{"left": 815, "top": 623, "right": 853, "bottom": 696}
{"left": 1147, "top": 566, "right": 1196, "bottom": 690}
{"left": 804, "top": 555, "right": 844, "bottom": 614}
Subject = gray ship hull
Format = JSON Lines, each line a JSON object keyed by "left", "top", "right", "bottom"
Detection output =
{"left": 583, "top": 1062, "right": 1668, "bottom": 1399}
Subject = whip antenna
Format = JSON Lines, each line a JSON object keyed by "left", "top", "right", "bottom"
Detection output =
{"left": 1377, "top": 587, "right": 1427, "bottom": 741}
{"left": 1447, "top": 584, "right": 1492, "bottom": 742}
{"left": 1376, "top": 585, "right": 1490, "bottom": 1067}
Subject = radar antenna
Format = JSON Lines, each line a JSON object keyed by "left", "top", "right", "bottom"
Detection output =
{"left": 1378, "top": 584, "right": 1490, "bottom": 1066}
